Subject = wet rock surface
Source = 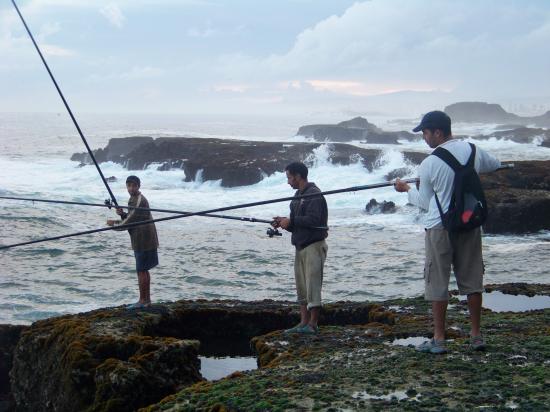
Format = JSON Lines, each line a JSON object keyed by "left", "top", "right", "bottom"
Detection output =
{"left": 475, "top": 127, "right": 550, "bottom": 144}
{"left": 68, "top": 135, "right": 550, "bottom": 234}
{"left": 7, "top": 300, "right": 393, "bottom": 412}
{"left": 142, "top": 283, "right": 550, "bottom": 412}
{"left": 3, "top": 284, "right": 549, "bottom": 411}
{"left": 481, "top": 160, "right": 550, "bottom": 233}
{"left": 365, "top": 198, "right": 397, "bottom": 214}
{"left": 0, "top": 325, "right": 26, "bottom": 412}
{"left": 71, "top": 136, "right": 430, "bottom": 187}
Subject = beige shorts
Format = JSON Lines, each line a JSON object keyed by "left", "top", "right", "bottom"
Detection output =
{"left": 424, "top": 226, "right": 484, "bottom": 301}
{"left": 294, "top": 240, "right": 328, "bottom": 310}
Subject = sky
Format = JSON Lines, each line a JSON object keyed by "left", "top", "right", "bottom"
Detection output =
{"left": 1, "top": 0, "right": 550, "bottom": 117}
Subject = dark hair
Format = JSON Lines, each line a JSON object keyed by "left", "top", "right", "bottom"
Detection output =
{"left": 126, "top": 175, "right": 141, "bottom": 186}
{"left": 285, "top": 162, "right": 308, "bottom": 179}
{"left": 426, "top": 125, "right": 452, "bottom": 138}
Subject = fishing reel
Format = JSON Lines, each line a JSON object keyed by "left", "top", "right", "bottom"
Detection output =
{"left": 104, "top": 199, "right": 113, "bottom": 209}
{"left": 266, "top": 227, "right": 283, "bottom": 238}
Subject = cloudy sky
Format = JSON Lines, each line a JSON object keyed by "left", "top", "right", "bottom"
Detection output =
{"left": 1, "top": 0, "right": 550, "bottom": 117}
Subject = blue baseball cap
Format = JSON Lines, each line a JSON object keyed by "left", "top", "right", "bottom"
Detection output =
{"left": 412, "top": 110, "right": 451, "bottom": 133}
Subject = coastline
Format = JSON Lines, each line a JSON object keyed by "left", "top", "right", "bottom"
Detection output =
{"left": 1, "top": 282, "right": 549, "bottom": 411}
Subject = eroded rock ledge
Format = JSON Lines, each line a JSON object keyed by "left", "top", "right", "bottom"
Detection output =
{"left": 143, "top": 283, "right": 550, "bottom": 412}
{"left": 5, "top": 300, "right": 393, "bottom": 412}
{"left": 2, "top": 283, "right": 549, "bottom": 412}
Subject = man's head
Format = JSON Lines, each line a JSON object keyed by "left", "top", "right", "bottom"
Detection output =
{"left": 126, "top": 175, "right": 141, "bottom": 195}
{"left": 412, "top": 110, "right": 452, "bottom": 148}
{"left": 285, "top": 162, "right": 308, "bottom": 190}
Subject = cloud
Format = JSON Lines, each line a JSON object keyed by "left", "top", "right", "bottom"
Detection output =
{"left": 41, "top": 44, "right": 75, "bottom": 56}
{"left": 89, "top": 66, "right": 165, "bottom": 81}
{"left": 216, "top": 0, "right": 550, "bottom": 98}
{"left": 99, "top": 3, "right": 126, "bottom": 29}
{"left": 213, "top": 84, "right": 250, "bottom": 93}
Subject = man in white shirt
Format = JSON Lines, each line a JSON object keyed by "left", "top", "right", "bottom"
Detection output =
{"left": 395, "top": 111, "right": 501, "bottom": 354}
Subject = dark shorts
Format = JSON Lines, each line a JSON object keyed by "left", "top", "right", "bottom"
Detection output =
{"left": 134, "top": 249, "right": 159, "bottom": 272}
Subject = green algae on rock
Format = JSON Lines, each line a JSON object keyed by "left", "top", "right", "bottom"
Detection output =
{"left": 142, "top": 284, "right": 550, "bottom": 412}
{"left": 7, "top": 300, "right": 394, "bottom": 411}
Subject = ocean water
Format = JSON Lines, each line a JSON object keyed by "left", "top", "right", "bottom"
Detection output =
{"left": 0, "top": 112, "right": 549, "bottom": 325}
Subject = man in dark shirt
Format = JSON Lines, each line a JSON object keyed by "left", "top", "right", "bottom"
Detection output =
{"left": 107, "top": 175, "right": 159, "bottom": 309}
{"left": 272, "top": 162, "right": 328, "bottom": 334}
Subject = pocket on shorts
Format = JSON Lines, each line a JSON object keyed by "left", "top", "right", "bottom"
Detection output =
{"left": 424, "top": 260, "right": 432, "bottom": 284}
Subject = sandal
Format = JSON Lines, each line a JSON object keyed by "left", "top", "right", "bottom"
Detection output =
{"left": 416, "top": 338, "right": 447, "bottom": 354}
{"left": 127, "top": 302, "right": 150, "bottom": 310}
{"left": 284, "top": 324, "right": 306, "bottom": 334}
{"left": 300, "top": 324, "right": 319, "bottom": 335}
{"left": 470, "top": 335, "right": 486, "bottom": 351}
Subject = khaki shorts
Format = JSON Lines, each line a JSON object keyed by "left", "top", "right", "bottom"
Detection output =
{"left": 294, "top": 240, "right": 328, "bottom": 310}
{"left": 424, "top": 226, "right": 484, "bottom": 301}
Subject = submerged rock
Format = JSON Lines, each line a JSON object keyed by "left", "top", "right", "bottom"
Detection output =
{"left": 365, "top": 198, "right": 397, "bottom": 214}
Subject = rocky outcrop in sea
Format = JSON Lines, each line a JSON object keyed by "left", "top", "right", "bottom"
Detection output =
{"left": 1, "top": 283, "right": 548, "bottom": 411}
{"left": 71, "top": 137, "right": 423, "bottom": 187}
{"left": 295, "top": 116, "right": 416, "bottom": 143}
{"left": 70, "top": 136, "right": 550, "bottom": 234}
{"left": 445, "top": 102, "right": 550, "bottom": 128}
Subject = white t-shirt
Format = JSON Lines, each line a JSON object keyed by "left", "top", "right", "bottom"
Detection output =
{"left": 407, "top": 139, "right": 501, "bottom": 229}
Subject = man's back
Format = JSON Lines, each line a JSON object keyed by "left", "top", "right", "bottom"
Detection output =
{"left": 409, "top": 139, "right": 500, "bottom": 228}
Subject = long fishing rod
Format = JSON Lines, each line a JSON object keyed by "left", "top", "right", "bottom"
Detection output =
{"left": 0, "top": 178, "right": 418, "bottom": 250}
{"left": 0, "top": 195, "right": 274, "bottom": 224}
{"left": 11, "top": 0, "right": 119, "bottom": 208}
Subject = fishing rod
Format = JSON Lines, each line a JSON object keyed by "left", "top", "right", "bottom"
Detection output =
{"left": 0, "top": 194, "right": 275, "bottom": 224}
{"left": 0, "top": 178, "right": 418, "bottom": 250}
{"left": 11, "top": 0, "right": 119, "bottom": 208}
{"left": 0, "top": 195, "right": 327, "bottom": 237}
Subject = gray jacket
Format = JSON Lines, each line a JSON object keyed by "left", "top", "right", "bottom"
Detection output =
{"left": 288, "top": 182, "right": 328, "bottom": 250}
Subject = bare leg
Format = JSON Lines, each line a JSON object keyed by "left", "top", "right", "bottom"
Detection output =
{"left": 308, "top": 307, "right": 320, "bottom": 328}
{"left": 137, "top": 271, "right": 151, "bottom": 304}
{"left": 299, "top": 304, "right": 310, "bottom": 326}
{"left": 432, "top": 300, "right": 448, "bottom": 341}
{"left": 467, "top": 292, "right": 482, "bottom": 336}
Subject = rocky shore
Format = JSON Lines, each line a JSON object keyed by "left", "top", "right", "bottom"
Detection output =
{"left": 1, "top": 283, "right": 548, "bottom": 411}
{"left": 70, "top": 135, "right": 550, "bottom": 234}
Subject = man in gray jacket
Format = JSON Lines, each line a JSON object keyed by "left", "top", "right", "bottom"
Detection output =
{"left": 272, "top": 162, "right": 328, "bottom": 334}
{"left": 107, "top": 175, "right": 159, "bottom": 309}
{"left": 395, "top": 111, "right": 500, "bottom": 354}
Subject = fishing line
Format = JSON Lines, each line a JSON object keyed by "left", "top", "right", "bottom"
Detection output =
{"left": 11, "top": 0, "right": 119, "bottom": 207}
{"left": 0, "top": 195, "right": 274, "bottom": 224}
{"left": 1, "top": 162, "right": 515, "bottom": 250}
{"left": 0, "top": 178, "right": 418, "bottom": 250}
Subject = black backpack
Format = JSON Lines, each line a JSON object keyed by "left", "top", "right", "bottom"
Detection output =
{"left": 432, "top": 143, "right": 487, "bottom": 232}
